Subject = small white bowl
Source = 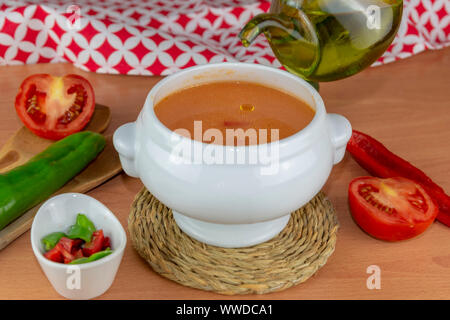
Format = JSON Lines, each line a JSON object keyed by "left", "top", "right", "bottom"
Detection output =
{"left": 30, "top": 193, "right": 126, "bottom": 300}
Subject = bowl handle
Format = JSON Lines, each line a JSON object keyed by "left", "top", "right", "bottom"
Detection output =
{"left": 327, "top": 114, "right": 352, "bottom": 165}
{"left": 113, "top": 122, "right": 139, "bottom": 178}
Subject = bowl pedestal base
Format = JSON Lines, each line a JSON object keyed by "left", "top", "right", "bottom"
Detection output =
{"left": 172, "top": 211, "right": 291, "bottom": 248}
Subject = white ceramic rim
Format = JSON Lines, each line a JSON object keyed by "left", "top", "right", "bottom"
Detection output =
{"left": 142, "top": 62, "right": 326, "bottom": 158}
{"left": 30, "top": 193, "right": 127, "bottom": 270}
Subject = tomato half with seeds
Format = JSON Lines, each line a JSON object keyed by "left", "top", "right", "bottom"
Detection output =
{"left": 15, "top": 74, "right": 95, "bottom": 140}
{"left": 348, "top": 177, "right": 438, "bottom": 241}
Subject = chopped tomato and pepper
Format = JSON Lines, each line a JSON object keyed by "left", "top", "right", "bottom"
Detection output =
{"left": 42, "top": 214, "right": 112, "bottom": 264}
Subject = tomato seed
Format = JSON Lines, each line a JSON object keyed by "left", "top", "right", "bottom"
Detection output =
{"left": 359, "top": 184, "right": 396, "bottom": 214}
{"left": 25, "top": 91, "right": 46, "bottom": 123}
{"left": 57, "top": 85, "right": 87, "bottom": 124}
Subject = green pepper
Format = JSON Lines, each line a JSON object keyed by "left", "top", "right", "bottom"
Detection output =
{"left": 75, "top": 213, "right": 96, "bottom": 233}
{"left": 69, "top": 248, "right": 113, "bottom": 264}
{"left": 67, "top": 224, "right": 92, "bottom": 242}
{"left": 0, "top": 131, "right": 105, "bottom": 231}
{"left": 66, "top": 213, "right": 96, "bottom": 242}
{"left": 41, "top": 232, "right": 66, "bottom": 251}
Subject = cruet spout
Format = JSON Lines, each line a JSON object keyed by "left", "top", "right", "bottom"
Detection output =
{"left": 239, "top": 10, "right": 320, "bottom": 85}
{"left": 239, "top": 13, "right": 301, "bottom": 47}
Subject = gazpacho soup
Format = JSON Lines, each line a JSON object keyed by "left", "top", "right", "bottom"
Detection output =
{"left": 154, "top": 81, "right": 315, "bottom": 146}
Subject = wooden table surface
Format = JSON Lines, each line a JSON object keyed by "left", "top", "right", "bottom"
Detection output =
{"left": 0, "top": 48, "right": 449, "bottom": 300}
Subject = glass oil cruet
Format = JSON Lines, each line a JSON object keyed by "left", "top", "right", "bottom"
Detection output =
{"left": 239, "top": 0, "right": 403, "bottom": 85}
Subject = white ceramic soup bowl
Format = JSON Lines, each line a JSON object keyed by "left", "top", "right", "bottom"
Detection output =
{"left": 31, "top": 193, "right": 126, "bottom": 300}
{"left": 114, "top": 63, "right": 351, "bottom": 248}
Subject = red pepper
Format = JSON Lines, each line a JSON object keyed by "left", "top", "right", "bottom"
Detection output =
{"left": 347, "top": 130, "right": 450, "bottom": 227}
{"left": 83, "top": 229, "right": 105, "bottom": 257}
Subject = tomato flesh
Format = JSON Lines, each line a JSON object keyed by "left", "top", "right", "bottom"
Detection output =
{"left": 15, "top": 74, "right": 95, "bottom": 140}
{"left": 348, "top": 177, "right": 438, "bottom": 241}
{"left": 59, "top": 237, "right": 84, "bottom": 254}
{"left": 82, "top": 229, "right": 105, "bottom": 257}
{"left": 102, "top": 236, "right": 111, "bottom": 250}
{"left": 44, "top": 246, "right": 63, "bottom": 263}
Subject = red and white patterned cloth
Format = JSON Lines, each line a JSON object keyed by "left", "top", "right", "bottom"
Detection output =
{"left": 0, "top": 0, "right": 448, "bottom": 75}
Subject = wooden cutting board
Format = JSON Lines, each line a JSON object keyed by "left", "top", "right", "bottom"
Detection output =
{"left": 0, "top": 104, "right": 122, "bottom": 250}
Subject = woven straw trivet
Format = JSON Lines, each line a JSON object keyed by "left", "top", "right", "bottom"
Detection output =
{"left": 128, "top": 188, "right": 339, "bottom": 295}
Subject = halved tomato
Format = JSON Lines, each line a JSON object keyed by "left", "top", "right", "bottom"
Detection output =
{"left": 348, "top": 177, "right": 438, "bottom": 241}
{"left": 15, "top": 74, "right": 95, "bottom": 140}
